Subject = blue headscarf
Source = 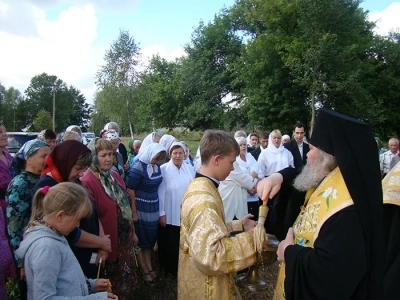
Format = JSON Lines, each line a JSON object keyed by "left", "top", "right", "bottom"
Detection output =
{"left": 11, "top": 140, "right": 49, "bottom": 175}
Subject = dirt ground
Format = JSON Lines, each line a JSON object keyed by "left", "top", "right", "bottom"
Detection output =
{"left": 129, "top": 260, "right": 279, "bottom": 300}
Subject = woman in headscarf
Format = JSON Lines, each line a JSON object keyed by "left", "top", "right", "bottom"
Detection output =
{"left": 81, "top": 138, "right": 138, "bottom": 298}
{"left": 126, "top": 143, "right": 167, "bottom": 285}
{"left": 257, "top": 129, "right": 294, "bottom": 177}
{"left": 32, "top": 140, "right": 111, "bottom": 279}
{"left": 104, "top": 130, "right": 125, "bottom": 181}
{"left": 6, "top": 140, "right": 50, "bottom": 289}
{"left": 157, "top": 142, "right": 195, "bottom": 277}
{"left": 282, "top": 134, "right": 291, "bottom": 144}
{"left": 0, "top": 122, "right": 16, "bottom": 298}
{"left": 104, "top": 122, "right": 128, "bottom": 164}
{"left": 127, "top": 139, "right": 141, "bottom": 172}
{"left": 234, "top": 136, "right": 263, "bottom": 220}
{"left": 138, "top": 130, "right": 163, "bottom": 154}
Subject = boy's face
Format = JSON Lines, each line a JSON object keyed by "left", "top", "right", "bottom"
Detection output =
{"left": 215, "top": 150, "right": 236, "bottom": 181}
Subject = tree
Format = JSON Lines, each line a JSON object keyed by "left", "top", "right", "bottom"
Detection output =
{"left": 179, "top": 13, "right": 246, "bottom": 130}
{"left": 0, "top": 86, "right": 23, "bottom": 131}
{"left": 138, "top": 55, "right": 184, "bottom": 129}
{"left": 33, "top": 109, "right": 53, "bottom": 131}
{"left": 68, "top": 86, "right": 93, "bottom": 129}
{"left": 96, "top": 29, "right": 141, "bottom": 137}
{"left": 22, "top": 73, "right": 91, "bottom": 132}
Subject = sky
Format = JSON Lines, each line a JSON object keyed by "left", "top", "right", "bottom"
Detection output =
{"left": 0, "top": 0, "right": 399, "bottom": 104}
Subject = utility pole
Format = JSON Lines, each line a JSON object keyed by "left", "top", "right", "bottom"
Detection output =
{"left": 52, "top": 87, "right": 55, "bottom": 131}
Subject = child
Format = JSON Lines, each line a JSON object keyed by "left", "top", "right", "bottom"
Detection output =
{"left": 16, "top": 182, "right": 118, "bottom": 300}
{"left": 178, "top": 130, "right": 260, "bottom": 300}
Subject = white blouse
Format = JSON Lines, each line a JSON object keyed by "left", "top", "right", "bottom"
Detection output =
{"left": 158, "top": 160, "right": 195, "bottom": 226}
{"left": 236, "top": 153, "right": 263, "bottom": 203}
{"left": 258, "top": 147, "right": 294, "bottom": 177}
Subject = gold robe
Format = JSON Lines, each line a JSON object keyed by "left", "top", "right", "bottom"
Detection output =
{"left": 382, "top": 160, "right": 400, "bottom": 206}
{"left": 178, "top": 177, "right": 257, "bottom": 300}
{"left": 274, "top": 167, "right": 354, "bottom": 299}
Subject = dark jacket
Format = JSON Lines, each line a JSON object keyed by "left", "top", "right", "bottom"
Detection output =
{"left": 283, "top": 140, "right": 309, "bottom": 175}
{"left": 250, "top": 146, "right": 263, "bottom": 160}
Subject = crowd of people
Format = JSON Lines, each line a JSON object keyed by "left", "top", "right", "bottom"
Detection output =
{"left": 0, "top": 109, "right": 399, "bottom": 299}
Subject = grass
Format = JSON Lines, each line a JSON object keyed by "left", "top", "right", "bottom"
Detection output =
{"left": 120, "top": 130, "right": 202, "bottom": 157}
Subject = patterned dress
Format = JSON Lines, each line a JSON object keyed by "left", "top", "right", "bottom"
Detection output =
{"left": 6, "top": 171, "right": 40, "bottom": 267}
{"left": 126, "top": 160, "right": 163, "bottom": 249}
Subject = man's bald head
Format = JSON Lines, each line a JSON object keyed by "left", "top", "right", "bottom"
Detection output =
{"left": 388, "top": 138, "right": 399, "bottom": 154}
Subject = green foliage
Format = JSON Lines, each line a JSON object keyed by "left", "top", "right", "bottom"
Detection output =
{"left": 95, "top": 29, "right": 142, "bottom": 137}
{"left": 6, "top": 279, "right": 21, "bottom": 300}
{"left": 33, "top": 109, "right": 53, "bottom": 131}
{"left": 0, "top": 85, "right": 23, "bottom": 131}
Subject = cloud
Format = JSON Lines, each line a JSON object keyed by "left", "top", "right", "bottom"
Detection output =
{"left": 24, "top": 0, "right": 139, "bottom": 13}
{"left": 141, "top": 45, "right": 186, "bottom": 64}
{"left": 0, "top": 1, "right": 102, "bottom": 103}
{"left": 369, "top": 2, "right": 400, "bottom": 36}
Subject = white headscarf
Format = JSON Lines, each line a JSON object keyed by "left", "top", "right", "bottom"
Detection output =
{"left": 105, "top": 130, "right": 119, "bottom": 140}
{"left": 139, "top": 130, "right": 164, "bottom": 154}
{"left": 160, "top": 134, "right": 176, "bottom": 154}
{"left": 267, "top": 132, "right": 285, "bottom": 154}
{"left": 134, "top": 143, "right": 166, "bottom": 178}
{"left": 264, "top": 131, "right": 291, "bottom": 173}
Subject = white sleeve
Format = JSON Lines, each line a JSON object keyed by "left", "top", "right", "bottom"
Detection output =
{"left": 257, "top": 151, "right": 267, "bottom": 178}
{"left": 158, "top": 169, "right": 166, "bottom": 217}
{"left": 227, "top": 162, "right": 256, "bottom": 189}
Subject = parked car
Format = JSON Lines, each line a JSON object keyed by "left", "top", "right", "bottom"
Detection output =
{"left": 7, "top": 132, "right": 39, "bottom": 156}
{"left": 82, "top": 132, "right": 95, "bottom": 145}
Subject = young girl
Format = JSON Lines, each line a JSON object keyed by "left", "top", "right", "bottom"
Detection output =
{"left": 16, "top": 182, "right": 118, "bottom": 300}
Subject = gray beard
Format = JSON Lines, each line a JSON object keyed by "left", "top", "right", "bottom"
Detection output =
{"left": 293, "top": 162, "right": 329, "bottom": 192}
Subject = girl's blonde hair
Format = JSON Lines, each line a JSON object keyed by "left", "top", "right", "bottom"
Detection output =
{"left": 29, "top": 182, "right": 92, "bottom": 227}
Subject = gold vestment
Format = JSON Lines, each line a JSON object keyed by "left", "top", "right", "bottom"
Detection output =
{"left": 178, "top": 177, "right": 257, "bottom": 300}
{"left": 274, "top": 167, "right": 354, "bottom": 299}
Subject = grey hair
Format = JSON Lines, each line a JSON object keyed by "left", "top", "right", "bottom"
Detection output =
{"left": 235, "top": 136, "right": 247, "bottom": 145}
{"left": 234, "top": 130, "right": 247, "bottom": 138}
{"left": 319, "top": 148, "right": 338, "bottom": 172}
{"left": 104, "top": 122, "right": 120, "bottom": 134}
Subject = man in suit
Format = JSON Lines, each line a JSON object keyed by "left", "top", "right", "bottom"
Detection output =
{"left": 283, "top": 123, "right": 309, "bottom": 175}
{"left": 250, "top": 131, "right": 269, "bottom": 160}
{"left": 282, "top": 123, "right": 310, "bottom": 235}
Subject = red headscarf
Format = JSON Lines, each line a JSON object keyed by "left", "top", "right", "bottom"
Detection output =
{"left": 41, "top": 140, "right": 90, "bottom": 182}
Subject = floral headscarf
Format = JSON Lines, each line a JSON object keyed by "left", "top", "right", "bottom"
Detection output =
{"left": 12, "top": 140, "right": 49, "bottom": 175}
{"left": 89, "top": 145, "right": 132, "bottom": 221}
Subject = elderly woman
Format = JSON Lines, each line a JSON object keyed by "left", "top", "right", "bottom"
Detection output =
{"left": 104, "top": 122, "right": 128, "bottom": 164}
{"left": 157, "top": 142, "right": 195, "bottom": 276}
{"left": 81, "top": 138, "right": 138, "bottom": 298}
{"left": 104, "top": 130, "right": 125, "bottom": 181}
{"left": 126, "top": 143, "right": 167, "bottom": 285}
{"left": 258, "top": 129, "right": 294, "bottom": 177}
{"left": 32, "top": 140, "right": 111, "bottom": 279}
{"left": 282, "top": 134, "right": 291, "bottom": 144}
{"left": 127, "top": 139, "right": 141, "bottom": 169}
{"left": 6, "top": 140, "right": 50, "bottom": 284}
{"left": 218, "top": 138, "right": 259, "bottom": 221}
{"left": 0, "top": 123, "right": 16, "bottom": 298}
{"left": 235, "top": 136, "right": 263, "bottom": 220}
